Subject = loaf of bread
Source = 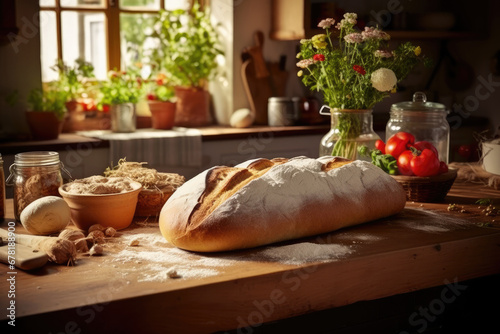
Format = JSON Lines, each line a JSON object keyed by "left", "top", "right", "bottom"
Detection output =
{"left": 159, "top": 156, "right": 406, "bottom": 252}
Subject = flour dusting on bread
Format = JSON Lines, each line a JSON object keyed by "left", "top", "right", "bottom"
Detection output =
{"left": 159, "top": 156, "right": 406, "bottom": 252}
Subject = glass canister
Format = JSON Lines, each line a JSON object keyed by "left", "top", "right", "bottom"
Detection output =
{"left": 386, "top": 92, "right": 450, "bottom": 163}
{"left": 6, "top": 151, "right": 71, "bottom": 221}
{"left": 319, "top": 106, "right": 380, "bottom": 160}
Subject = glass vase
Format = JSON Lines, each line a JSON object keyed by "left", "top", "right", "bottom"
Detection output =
{"left": 319, "top": 107, "right": 381, "bottom": 160}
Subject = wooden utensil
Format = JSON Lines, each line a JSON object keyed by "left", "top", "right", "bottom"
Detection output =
{"left": 243, "top": 31, "right": 270, "bottom": 79}
{"left": 241, "top": 33, "right": 289, "bottom": 125}
{"left": 0, "top": 236, "right": 49, "bottom": 271}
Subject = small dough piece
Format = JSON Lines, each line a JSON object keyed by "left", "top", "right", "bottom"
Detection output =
{"left": 20, "top": 196, "right": 71, "bottom": 235}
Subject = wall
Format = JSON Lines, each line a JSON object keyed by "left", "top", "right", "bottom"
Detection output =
{"left": 233, "top": 0, "right": 305, "bottom": 115}
{"left": 0, "top": 0, "right": 41, "bottom": 140}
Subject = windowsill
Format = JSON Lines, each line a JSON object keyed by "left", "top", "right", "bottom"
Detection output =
{"left": 0, "top": 125, "right": 330, "bottom": 155}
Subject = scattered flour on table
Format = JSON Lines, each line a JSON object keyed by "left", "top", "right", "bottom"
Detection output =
{"left": 254, "top": 242, "right": 354, "bottom": 265}
{"left": 398, "top": 208, "right": 469, "bottom": 233}
{"left": 106, "top": 227, "right": 357, "bottom": 282}
{"left": 107, "top": 227, "right": 236, "bottom": 282}
{"left": 336, "top": 233, "right": 385, "bottom": 243}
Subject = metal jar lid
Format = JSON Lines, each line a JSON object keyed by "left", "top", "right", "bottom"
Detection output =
{"left": 391, "top": 92, "right": 447, "bottom": 113}
{"left": 13, "top": 151, "right": 60, "bottom": 167}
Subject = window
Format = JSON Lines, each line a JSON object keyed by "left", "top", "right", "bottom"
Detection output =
{"left": 39, "top": 0, "right": 192, "bottom": 82}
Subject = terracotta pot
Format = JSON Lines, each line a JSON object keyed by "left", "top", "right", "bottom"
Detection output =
{"left": 148, "top": 101, "right": 176, "bottom": 130}
{"left": 174, "top": 87, "right": 212, "bottom": 127}
{"left": 25, "top": 111, "right": 64, "bottom": 140}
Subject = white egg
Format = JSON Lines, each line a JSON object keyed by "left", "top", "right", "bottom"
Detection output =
{"left": 20, "top": 196, "right": 71, "bottom": 235}
{"left": 230, "top": 108, "right": 254, "bottom": 128}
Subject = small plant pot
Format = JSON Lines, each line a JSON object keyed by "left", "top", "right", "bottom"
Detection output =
{"left": 174, "top": 87, "right": 212, "bottom": 127}
{"left": 148, "top": 101, "right": 176, "bottom": 130}
{"left": 25, "top": 111, "right": 64, "bottom": 140}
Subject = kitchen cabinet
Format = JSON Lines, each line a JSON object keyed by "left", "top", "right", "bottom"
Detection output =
{"left": 271, "top": 0, "right": 482, "bottom": 41}
{"left": 1, "top": 181, "right": 499, "bottom": 332}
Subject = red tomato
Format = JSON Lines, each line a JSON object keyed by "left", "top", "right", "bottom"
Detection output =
{"left": 386, "top": 132, "right": 415, "bottom": 159}
{"left": 375, "top": 139, "right": 386, "bottom": 154}
{"left": 397, "top": 150, "right": 414, "bottom": 176}
{"left": 413, "top": 141, "right": 439, "bottom": 158}
{"left": 439, "top": 161, "right": 449, "bottom": 174}
{"left": 410, "top": 149, "right": 440, "bottom": 177}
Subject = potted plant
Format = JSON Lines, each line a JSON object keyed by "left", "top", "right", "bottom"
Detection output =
{"left": 98, "top": 69, "right": 144, "bottom": 133}
{"left": 51, "top": 58, "right": 96, "bottom": 111}
{"left": 51, "top": 59, "right": 97, "bottom": 132}
{"left": 297, "top": 14, "right": 431, "bottom": 159}
{"left": 26, "top": 87, "right": 69, "bottom": 140}
{"left": 150, "top": 1, "right": 223, "bottom": 127}
{"left": 145, "top": 71, "right": 176, "bottom": 130}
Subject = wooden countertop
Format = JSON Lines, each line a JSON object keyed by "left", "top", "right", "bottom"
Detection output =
{"left": 1, "top": 181, "right": 499, "bottom": 333}
{"left": 0, "top": 125, "right": 329, "bottom": 155}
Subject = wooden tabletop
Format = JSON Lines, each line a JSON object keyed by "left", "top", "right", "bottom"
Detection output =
{"left": 1, "top": 181, "right": 500, "bottom": 333}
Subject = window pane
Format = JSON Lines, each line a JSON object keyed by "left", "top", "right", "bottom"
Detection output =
{"left": 40, "top": 0, "right": 56, "bottom": 7}
{"left": 40, "top": 11, "right": 58, "bottom": 82}
{"left": 164, "top": 0, "right": 190, "bottom": 10}
{"left": 61, "top": 11, "right": 107, "bottom": 80}
{"left": 120, "top": 13, "right": 156, "bottom": 69}
{"left": 120, "top": 0, "right": 160, "bottom": 10}
{"left": 60, "top": 0, "right": 106, "bottom": 8}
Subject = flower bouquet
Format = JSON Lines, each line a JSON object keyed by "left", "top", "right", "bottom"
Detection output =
{"left": 297, "top": 13, "right": 430, "bottom": 159}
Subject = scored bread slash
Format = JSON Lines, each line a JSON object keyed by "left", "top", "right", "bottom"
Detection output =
{"left": 159, "top": 156, "right": 407, "bottom": 252}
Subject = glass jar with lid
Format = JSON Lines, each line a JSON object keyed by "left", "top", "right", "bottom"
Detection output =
{"left": 386, "top": 92, "right": 450, "bottom": 163}
{"left": 6, "top": 151, "right": 71, "bottom": 221}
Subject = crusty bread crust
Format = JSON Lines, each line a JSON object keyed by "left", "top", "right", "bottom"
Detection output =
{"left": 159, "top": 156, "right": 406, "bottom": 252}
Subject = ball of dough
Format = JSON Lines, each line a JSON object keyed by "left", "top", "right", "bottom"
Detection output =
{"left": 20, "top": 196, "right": 71, "bottom": 235}
{"left": 230, "top": 108, "right": 254, "bottom": 128}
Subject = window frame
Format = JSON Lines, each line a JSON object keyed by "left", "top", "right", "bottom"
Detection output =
{"left": 39, "top": 0, "right": 206, "bottom": 77}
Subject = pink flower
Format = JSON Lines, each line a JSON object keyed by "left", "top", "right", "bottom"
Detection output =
{"left": 353, "top": 65, "right": 366, "bottom": 75}
{"left": 296, "top": 59, "right": 315, "bottom": 69}
{"left": 344, "top": 33, "right": 363, "bottom": 43}
{"left": 374, "top": 50, "right": 393, "bottom": 58}
{"left": 362, "top": 27, "right": 390, "bottom": 41}
{"left": 317, "top": 18, "right": 335, "bottom": 29}
{"left": 313, "top": 54, "right": 325, "bottom": 61}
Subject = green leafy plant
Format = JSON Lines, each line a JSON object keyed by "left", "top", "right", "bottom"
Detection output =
{"left": 51, "top": 58, "right": 96, "bottom": 100}
{"left": 98, "top": 69, "right": 144, "bottom": 106}
{"left": 297, "top": 13, "right": 431, "bottom": 158}
{"left": 27, "top": 88, "right": 69, "bottom": 120}
{"left": 150, "top": 1, "right": 224, "bottom": 88}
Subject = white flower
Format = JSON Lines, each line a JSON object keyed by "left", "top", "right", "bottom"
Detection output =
{"left": 371, "top": 68, "right": 397, "bottom": 92}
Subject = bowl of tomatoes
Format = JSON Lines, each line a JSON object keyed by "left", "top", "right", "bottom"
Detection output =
{"left": 369, "top": 132, "right": 457, "bottom": 203}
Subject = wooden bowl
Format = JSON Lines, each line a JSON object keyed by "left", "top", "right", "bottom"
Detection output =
{"left": 391, "top": 169, "right": 458, "bottom": 203}
{"left": 59, "top": 180, "right": 142, "bottom": 230}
